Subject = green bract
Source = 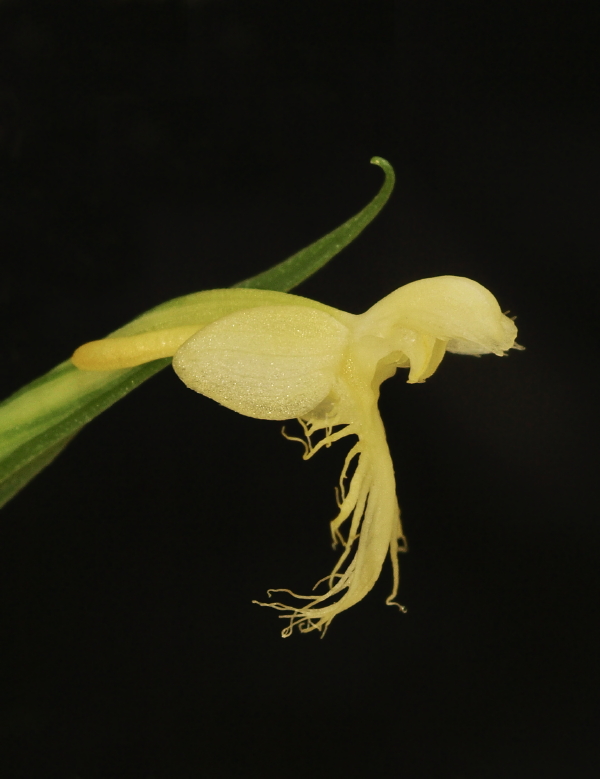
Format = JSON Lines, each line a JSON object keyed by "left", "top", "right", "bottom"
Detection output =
{"left": 0, "top": 157, "right": 395, "bottom": 509}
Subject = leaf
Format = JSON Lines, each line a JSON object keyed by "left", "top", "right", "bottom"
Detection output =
{"left": 0, "top": 157, "right": 395, "bottom": 508}
{"left": 0, "top": 435, "right": 77, "bottom": 509}
{"left": 0, "top": 360, "right": 170, "bottom": 508}
{"left": 234, "top": 157, "right": 395, "bottom": 291}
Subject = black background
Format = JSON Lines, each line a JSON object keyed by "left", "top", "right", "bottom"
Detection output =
{"left": 1, "top": 1, "right": 598, "bottom": 777}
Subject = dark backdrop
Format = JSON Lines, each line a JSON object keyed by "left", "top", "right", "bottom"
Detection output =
{"left": 1, "top": 2, "right": 598, "bottom": 777}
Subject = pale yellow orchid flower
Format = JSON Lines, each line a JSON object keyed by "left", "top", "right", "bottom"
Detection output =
{"left": 72, "top": 276, "right": 520, "bottom": 636}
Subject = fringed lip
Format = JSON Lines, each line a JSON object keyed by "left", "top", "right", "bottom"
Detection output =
{"left": 254, "top": 398, "right": 407, "bottom": 637}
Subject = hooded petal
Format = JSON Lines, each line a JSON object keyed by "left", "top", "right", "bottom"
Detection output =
{"left": 357, "top": 275, "right": 518, "bottom": 357}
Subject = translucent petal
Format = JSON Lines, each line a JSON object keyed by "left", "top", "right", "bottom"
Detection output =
{"left": 358, "top": 275, "right": 518, "bottom": 356}
{"left": 172, "top": 305, "right": 350, "bottom": 420}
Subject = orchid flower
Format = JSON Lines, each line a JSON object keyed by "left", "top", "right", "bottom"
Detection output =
{"left": 71, "top": 276, "right": 520, "bottom": 636}
{"left": 1, "top": 157, "right": 520, "bottom": 635}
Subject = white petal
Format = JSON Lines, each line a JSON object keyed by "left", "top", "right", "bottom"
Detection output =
{"left": 358, "top": 276, "right": 518, "bottom": 355}
{"left": 172, "top": 305, "right": 350, "bottom": 420}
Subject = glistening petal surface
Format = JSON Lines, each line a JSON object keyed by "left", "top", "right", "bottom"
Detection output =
{"left": 173, "top": 306, "right": 351, "bottom": 420}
